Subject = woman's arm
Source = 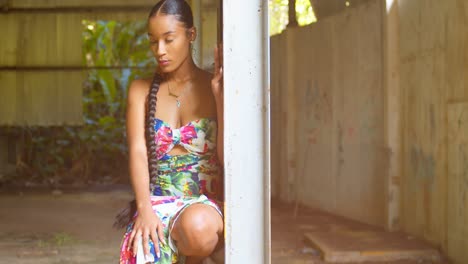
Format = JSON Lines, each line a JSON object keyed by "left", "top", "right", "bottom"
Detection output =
{"left": 126, "top": 79, "right": 152, "bottom": 215}
{"left": 212, "top": 44, "right": 224, "bottom": 167}
{"left": 126, "top": 79, "right": 164, "bottom": 257}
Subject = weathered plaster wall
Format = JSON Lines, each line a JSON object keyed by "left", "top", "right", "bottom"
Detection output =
{"left": 271, "top": 0, "right": 386, "bottom": 226}
{"left": 397, "top": 0, "right": 468, "bottom": 262}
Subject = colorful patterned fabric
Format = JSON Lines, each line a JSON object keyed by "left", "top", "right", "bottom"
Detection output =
{"left": 154, "top": 118, "right": 218, "bottom": 160}
{"left": 120, "top": 117, "right": 223, "bottom": 264}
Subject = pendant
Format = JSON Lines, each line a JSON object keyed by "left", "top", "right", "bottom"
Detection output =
{"left": 176, "top": 99, "right": 181, "bottom": 108}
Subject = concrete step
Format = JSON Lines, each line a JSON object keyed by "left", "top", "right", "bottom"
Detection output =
{"left": 304, "top": 229, "right": 442, "bottom": 263}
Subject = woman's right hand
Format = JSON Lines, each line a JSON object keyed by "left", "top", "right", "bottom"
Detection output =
{"left": 128, "top": 206, "right": 166, "bottom": 258}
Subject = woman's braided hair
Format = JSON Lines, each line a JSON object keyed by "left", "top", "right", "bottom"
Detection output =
{"left": 114, "top": 0, "right": 194, "bottom": 229}
{"left": 145, "top": 72, "right": 162, "bottom": 182}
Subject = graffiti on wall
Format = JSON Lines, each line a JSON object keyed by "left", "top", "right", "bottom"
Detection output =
{"left": 303, "top": 79, "right": 332, "bottom": 144}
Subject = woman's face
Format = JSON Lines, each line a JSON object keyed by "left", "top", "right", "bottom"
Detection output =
{"left": 147, "top": 14, "right": 194, "bottom": 73}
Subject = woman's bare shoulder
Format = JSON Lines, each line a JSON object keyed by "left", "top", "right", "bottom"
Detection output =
{"left": 128, "top": 78, "right": 152, "bottom": 101}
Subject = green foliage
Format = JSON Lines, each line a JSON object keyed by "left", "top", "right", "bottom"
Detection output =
{"left": 269, "top": 0, "right": 317, "bottom": 36}
{"left": 37, "top": 232, "right": 77, "bottom": 248}
{"left": 4, "top": 20, "right": 155, "bottom": 187}
{"left": 52, "top": 232, "right": 75, "bottom": 247}
{"left": 269, "top": 0, "right": 289, "bottom": 36}
{"left": 296, "top": 0, "right": 317, "bottom": 26}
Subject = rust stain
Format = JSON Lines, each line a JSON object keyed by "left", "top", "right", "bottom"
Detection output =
{"left": 348, "top": 127, "right": 355, "bottom": 138}
{"left": 288, "top": 159, "right": 297, "bottom": 169}
{"left": 308, "top": 136, "right": 317, "bottom": 144}
{"left": 391, "top": 176, "right": 401, "bottom": 186}
{"left": 307, "top": 128, "right": 318, "bottom": 144}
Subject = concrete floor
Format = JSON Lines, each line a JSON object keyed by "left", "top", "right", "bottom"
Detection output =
{"left": 0, "top": 189, "right": 447, "bottom": 264}
{"left": 271, "top": 201, "right": 447, "bottom": 264}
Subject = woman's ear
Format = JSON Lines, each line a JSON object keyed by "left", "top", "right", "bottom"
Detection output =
{"left": 188, "top": 27, "right": 197, "bottom": 43}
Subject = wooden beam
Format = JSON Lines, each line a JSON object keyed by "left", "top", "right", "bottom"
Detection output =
{"left": 0, "top": 6, "right": 151, "bottom": 14}
{"left": 0, "top": 66, "right": 152, "bottom": 71}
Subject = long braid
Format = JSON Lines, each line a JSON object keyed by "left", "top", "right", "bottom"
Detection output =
{"left": 114, "top": 72, "right": 162, "bottom": 229}
{"left": 146, "top": 72, "right": 163, "bottom": 181}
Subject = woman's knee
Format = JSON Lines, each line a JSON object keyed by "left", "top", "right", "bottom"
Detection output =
{"left": 172, "top": 204, "right": 223, "bottom": 257}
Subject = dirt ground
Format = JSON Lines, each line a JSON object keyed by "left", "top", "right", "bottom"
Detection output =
{"left": 0, "top": 188, "right": 446, "bottom": 264}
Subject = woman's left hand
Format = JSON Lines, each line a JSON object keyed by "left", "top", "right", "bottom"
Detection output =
{"left": 211, "top": 43, "right": 223, "bottom": 100}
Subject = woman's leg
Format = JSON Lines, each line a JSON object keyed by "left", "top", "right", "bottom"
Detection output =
{"left": 171, "top": 203, "right": 223, "bottom": 263}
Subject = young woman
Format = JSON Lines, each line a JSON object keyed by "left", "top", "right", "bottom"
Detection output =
{"left": 118, "top": 0, "right": 224, "bottom": 263}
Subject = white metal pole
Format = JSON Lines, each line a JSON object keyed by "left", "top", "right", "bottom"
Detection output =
{"left": 223, "top": 0, "right": 271, "bottom": 263}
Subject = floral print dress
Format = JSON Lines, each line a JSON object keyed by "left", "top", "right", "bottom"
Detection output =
{"left": 120, "top": 117, "right": 223, "bottom": 264}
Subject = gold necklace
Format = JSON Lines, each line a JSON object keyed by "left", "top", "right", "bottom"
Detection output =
{"left": 167, "top": 81, "right": 189, "bottom": 108}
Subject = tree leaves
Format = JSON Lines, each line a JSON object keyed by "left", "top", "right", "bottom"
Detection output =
{"left": 10, "top": 20, "right": 155, "bottom": 186}
{"left": 269, "top": 0, "right": 317, "bottom": 36}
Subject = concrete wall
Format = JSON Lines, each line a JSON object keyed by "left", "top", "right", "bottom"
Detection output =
{"left": 395, "top": 0, "right": 468, "bottom": 262}
{"left": 271, "top": 0, "right": 386, "bottom": 226}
